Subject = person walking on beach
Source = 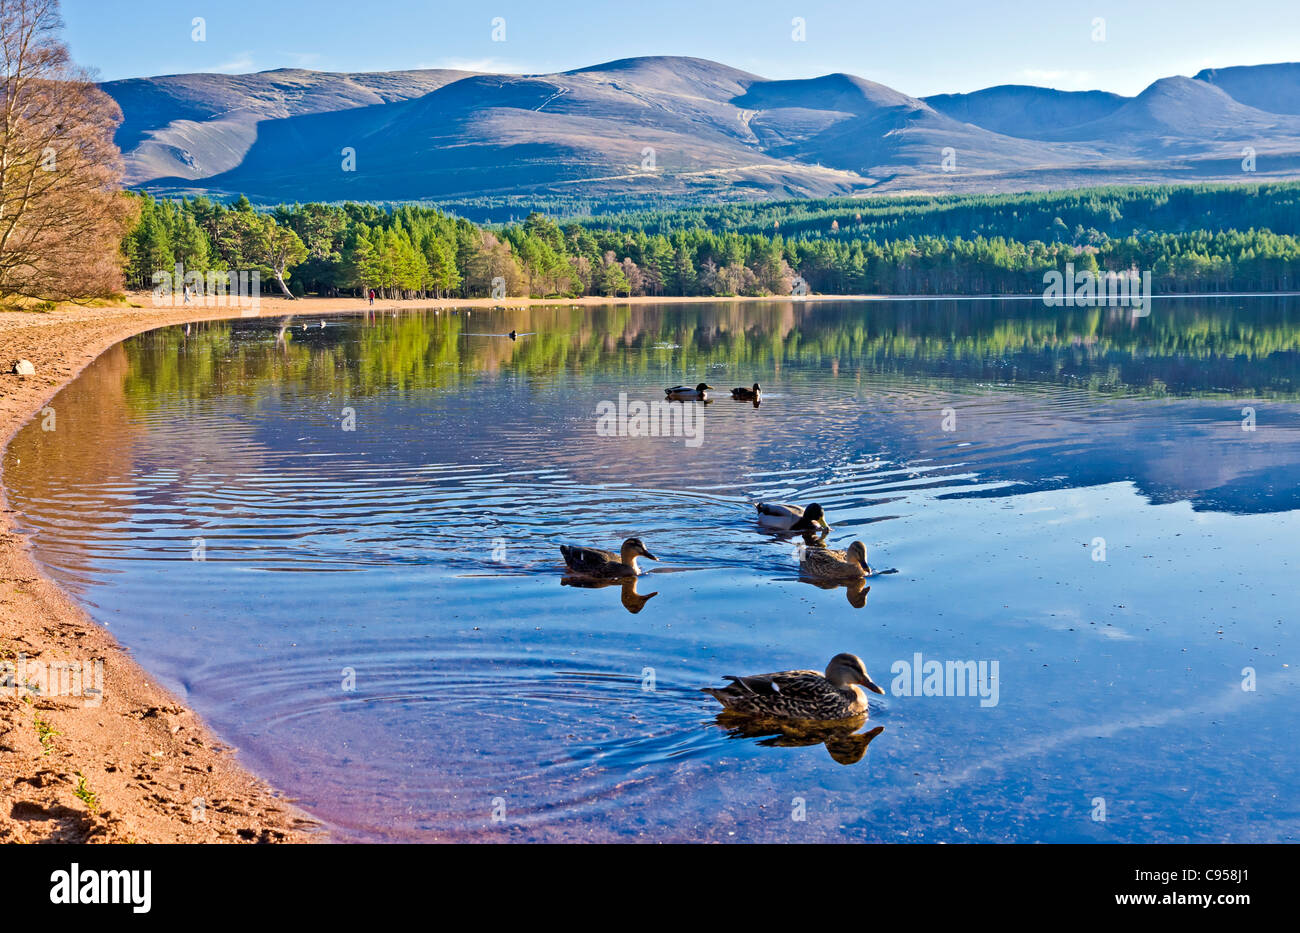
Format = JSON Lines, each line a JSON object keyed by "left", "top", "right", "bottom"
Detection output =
{"left": 369, "top": 289, "right": 375, "bottom": 306}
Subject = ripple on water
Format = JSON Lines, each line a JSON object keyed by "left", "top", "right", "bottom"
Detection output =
{"left": 6, "top": 302, "right": 1300, "bottom": 842}
{"left": 185, "top": 640, "right": 785, "bottom": 839}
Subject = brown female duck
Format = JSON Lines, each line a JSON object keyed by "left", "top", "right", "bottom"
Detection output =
{"left": 559, "top": 537, "right": 657, "bottom": 579}
{"left": 702, "top": 653, "right": 885, "bottom": 720}
{"left": 800, "top": 540, "right": 871, "bottom": 580}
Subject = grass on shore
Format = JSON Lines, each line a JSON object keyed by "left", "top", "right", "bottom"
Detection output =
{"left": 0, "top": 294, "right": 133, "bottom": 313}
{"left": 73, "top": 771, "right": 99, "bottom": 814}
{"left": 33, "top": 712, "right": 59, "bottom": 754}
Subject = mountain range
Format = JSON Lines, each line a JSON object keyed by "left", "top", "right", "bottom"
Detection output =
{"left": 101, "top": 56, "right": 1300, "bottom": 208}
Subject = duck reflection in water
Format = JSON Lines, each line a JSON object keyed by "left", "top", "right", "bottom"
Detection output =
{"left": 800, "top": 576, "right": 871, "bottom": 608}
{"left": 717, "top": 715, "right": 885, "bottom": 765}
{"left": 560, "top": 575, "right": 659, "bottom": 614}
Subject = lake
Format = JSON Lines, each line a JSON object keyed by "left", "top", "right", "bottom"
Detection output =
{"left": 5, "top": 297, "right": 1300, "bottom": 842}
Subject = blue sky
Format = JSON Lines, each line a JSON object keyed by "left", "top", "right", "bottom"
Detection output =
{"left": 65, "top": 0, "right": 1300, "bottom": 96}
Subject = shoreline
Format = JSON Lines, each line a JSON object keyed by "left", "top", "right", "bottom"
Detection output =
{"left": 2, "top": 286, "right": 1297, "bottom": 842}
{"left": 125, "top": 288, "right": 1300, "bottom": 311}
{"left": 0, "top": 302, "right": 341, "bottom": 843}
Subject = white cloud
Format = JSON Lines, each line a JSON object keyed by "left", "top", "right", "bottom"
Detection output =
{"left": 214, "top": 52, "right": 255, "bottom": 73}
{"left": 1018, "top": 69, "right": 1099, "bottom": 90}
{"left": 281, "top": 51, "right": 322, "bottom": 68}
{"left": 413, "top": 57, "right": 523, "bottom": 75}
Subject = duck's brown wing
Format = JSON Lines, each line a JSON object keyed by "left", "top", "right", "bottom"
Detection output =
{"left": 803, "top": 546, "right": 848, "bottom": 564}
{"left": 801, "top": 548, "right": 860, "bottom": 578}
{"left": 724, "top": 669, "right": 822, "bottom": 696}
{"left": 756, "top": 502, "right": 802, "bottom": 519}
{"left": 560, "top": 544, "right": 618, "bottom": 574}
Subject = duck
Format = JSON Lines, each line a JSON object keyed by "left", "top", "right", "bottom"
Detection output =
{"left": 508, "top": 330, "right": 518, "bottom": 340}
{"left": 559, "top": 537, "right": 658, "bottom": 579}
{"left": 800, "top": 540, "right": 871, "bottom": 580}
{"left": 755, "top": 501, "right": 829, "bottom": 532}
{"left": 665, "top": 382, "right": 713, "bottom": 400}
{"left": 702, "top": 653, "right": 885, "bottom": 721}
{"left": 731, "top": 382, "right": 761, "bottom": 401}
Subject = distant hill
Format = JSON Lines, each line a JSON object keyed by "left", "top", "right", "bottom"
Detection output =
{"left": 103, "top": 68, "right": 474, "bottom": 184}
{"left": 1196, "top": 63, "right": 1300, "bottom": 115}
{"left": 101, "top": 56, "right": 1300, "bottom": 206}
{"left": 1041, "top": 77, "right": 1300, "bottom": 154}
{"left": 923, "top": 86, "right": 1128, "bottom": 138}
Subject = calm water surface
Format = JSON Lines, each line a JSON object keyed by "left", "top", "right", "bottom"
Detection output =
{"left": 6, "top": 298, "right": 1300, "bottom": 841}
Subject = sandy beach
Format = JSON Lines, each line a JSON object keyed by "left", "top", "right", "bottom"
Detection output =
{"left": 1, "top": 300, "right": 330, "bottom": 842}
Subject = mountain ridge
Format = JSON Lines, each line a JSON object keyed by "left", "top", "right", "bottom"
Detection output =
{"left": 102, "top": 55, "right": 1300, "bottom": 206}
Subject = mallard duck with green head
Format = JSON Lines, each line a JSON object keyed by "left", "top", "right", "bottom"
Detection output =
{"left": 730, "top": 382, "right": 761, "bottom": 401}
{"left": 702, "top": 653, "right": 885, "bottom": 720}
{"left": 665, "top": 382, "right": 714, "bottom": 400}
{"left": 559, "top": 537, "right": 657, "bottom": 579}
{"left": 755, "top": 501, "right": 829, "bottom": 532}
